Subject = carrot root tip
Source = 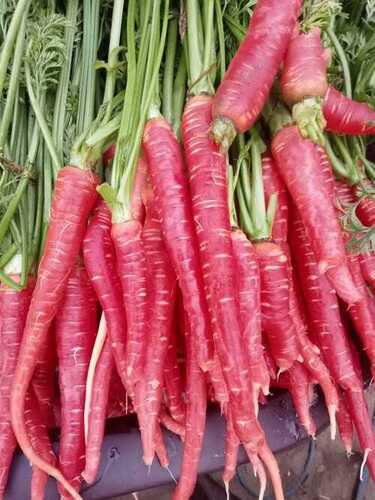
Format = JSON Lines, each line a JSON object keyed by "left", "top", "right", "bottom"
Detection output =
{"left": 210, "top": 117, "right": 236, "bottom": 151}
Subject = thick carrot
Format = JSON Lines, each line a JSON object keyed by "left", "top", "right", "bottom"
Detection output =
{"left": 212, "top": 0, "right": 302, "bottom": 145}
{"left": 172, "top": 314, "right": 207, "bottom": 500}
{"left": 140, "top": 178, "right": 177, "bottom": 465}
{"left": 231, "top": 229, "right": 269, "bottom": 401}
{"left": 32, "top": 331, "right": 56, "bottom": 429}
{"left": 83, "top": 199, "right": 128, "bottom": 388}
{"left": 10, "top": 166, "right": 98, "bottom": 498}
{"left": 354, "top": 183, "right": 375, "bottom": 227}
{"left": 272, "top": 125, "right": 361, "bottom": 305}
{"left": 55, "top": 260, "right": 97, "bottom": 494}
{"left": 323, "top": 86, "right": 375, "bottom": 135}
{"left": 182, "top": 95, "right": 262, "bottom": 447}
{"left": 280, "top": 26, "right": 330, "bottom": 105}
{"left": 143, "top": 117, "right": 214, "bottom": 371}
{"left": 25, "top": 390, "right": 56, "bottom": 500}
{"left": 255, "top": 241, "right": 300, "bottom": 372}
{"left": 290, "top": 208, "right": 375, "bottom": 479}
{"left": 0, "top": 277, "right": 33, "bottom": 498}
{"left": 82, "top": 337, "right": 113, "bottom": 485}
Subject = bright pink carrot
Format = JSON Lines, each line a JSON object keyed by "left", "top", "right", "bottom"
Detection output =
{"left": 164, "top": 329, "right": 186, "bottom": 424}
{"left": 172, "top": 315, "right": 207, "bottom": 500}
{"left": 83, "top": 199, "right": 128, "bottom": 388}
{"left": 10, "top": 166, "right": 98, "bottom": 497}
{"left": 140, "top": 178, "right": 177, "bottom": 465}
{"left": 159, "top": 410, "right": 185, "bottom": 440}
{"left": 182, "top": 95, "right": 263, "bottom": 448}
{"left": 272, "top": 125, "right": 361, "bottom": 305}
{"left": 82, "top": 337, "right": 113, "bottom": 485}
{"left": 55, "top": 260, "right": 97, "bottom": 494}
{"left": 212, "top": 0, "right": 301, "bottom": 143}
{"left": 207, "top": 353, "right": 229, "bottom": 412}
{"left": 262, "top": 155, "right": 289, "bottom": 245}
{"left": 354, "top": 182, "right": 375, "bottom": 227}
{"left": 336, "top": 395, "right": 353, "bottom": 455}
{"left": 255, "top": 241, "right": 300, "bottom": 372}
{"left": 290, "top": 209, "right": 375, "bottom": 479}
{"left": 0, "top": 277, "right": 33, "bottom": 498}
{"left": 25, "top": 390, "right": 56, "bottom": 500}
{"left": 231, "top": 229, "right": 269, "bottom": 400}
{"left": 323, "top": 86, "right": 375, "bottom": 135}
{"left": 223, "top": 409, "right": 240, "bottom": 490}
{"left": 32, "top": 331, "right": 56, "bottom": 429}
{"left": 359, "top": 252, "right": 375, "bottom": 289}
{"left": 142, "top": 118, "right": 213, "bottom": 372}
{"left": 280, "top": 26, "right": 330, "bottom": 104}
{"left": 277, "top": 364, "right": 316, "bottom": 437}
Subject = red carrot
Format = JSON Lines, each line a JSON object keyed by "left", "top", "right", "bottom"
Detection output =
{"left": 0, "top": 277, "right": 33, "bottom": 498}
{"left": 182, "top": 95, "right": 262, "bottom": 447}
{"left": 223, "top": 409, "right": 240, "bottom": 491}
{"left": 25, "top": 390, "right": 56, "bottom": 500}
{"left": 143, "top": 118, "right": 214, "bottom": 371}
{"left": 359, "top": 252, "right": 375, "bottom": 290}
{"left": 354, "top": 182, "right": 375, "bottom": 228}
{"left": 323, "top": 86, "right": 375, "bottom": 135}
{"left": 172, "top": 314, "right": 207, "bottom": 500}
{"left": 140, "top": 177, "right": 177, "bottom": 465}
{"left": 10, "top": 166, "right": 98, "bottom": 498}
{"left": 290, "top": 208, "right": 375, "bottom": 479}
{"left": 212, "top": 0, "right": 302, "bottom": 146}
{"left": 255, "top": 241, "right": 300, "bottom": 372}
{"left": 82, "top": 336, "right": 113, "bottom": 485}
{"left": 32, "top": 331, "right": 56, "bottom": 429}
{"left": 272, "top": 125, "right": 361, "bottom": 305}
{"left": 164, "top": 329, "right": 186, "bottom": 425}
{"left": 231, "top": 229, "right": 269, "bottom": 402}
{"left": 277, "top": 364, "right": 316, "bottom": 437}
{"left": 336, "top": 395, "right": 353, "bottom": 455}
{"left": 280, "top": 26, "right": 330, "bottom": 105}
{"left": 207, "top": 353, "right": 229, "bottom": 412}
{"left": 83, "top": 199, "right": 128, "bottom": 389}
{"left": 159, "top": 410, "right": 185, "bottom": 440}
{"left": 55, "top": 260, "right": 97, "bottom": 494}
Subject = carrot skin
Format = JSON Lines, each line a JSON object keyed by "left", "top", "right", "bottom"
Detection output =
{"left": 182, "top": 95, "right": 263, "bottom": 447}
{"left": 164, "top": 328, "right": 186, "bottom": 424}
{"left": 223, "top": 409, "right": 240, "bottom": 486}
{"left": 0, "top": 278, "right": 34, "bottom": 498}
{"left": 336, "top": 395, "right": 353, "bottom": 454}
{"left": 212, "top": 0, "right": 302, "bottom": 134}
{"left": 82, "top": 337, "right": 113, "bottom": 485}
{"left": 255, "top": 241, "right": 300, "bottom": 372}
{"left": 143, "top": 117, "right": 214, "bottom": 371}
{"left": 231, "top": 230, "right": 269, "bottom": 398}
{"left": 290, "top": 209, "right": 375, "bottom": 479}
{"left": 26, "top": 390, "right": 57, "bottom": 500}
{"left": 323, "top": 86, "right": 375, "bottom": 135}
{"left": 10, "top": 166, "right": 98, "bottom": 489}
{"left": 83, "top": 199, "right": 128, "bottom": 388}
{"left": 111, "top": 218, "right": 147, "bottom": 387}
{"left": 141, "top": 181, "right": 177, "bottom": 465}
{"left": 359, "top": 252, "right": 375, "bottom": 290}
{"left": 272, "top": 126, "right": 361, "bottom": 305}
{"left": 280, "top": 26, "right": 329, "bottom": 104}
{"left": 55, "top": 261, "right": 97, "bottom": 493}
{"left": 172, "top": 315, "right": 207, "bottom": 500}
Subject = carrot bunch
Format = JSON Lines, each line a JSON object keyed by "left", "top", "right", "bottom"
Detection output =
{"left": 1, "top": 1, "right": 375, "bottom": 500}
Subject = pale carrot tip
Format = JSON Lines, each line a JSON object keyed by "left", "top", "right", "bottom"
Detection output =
{"left": 360, "top": 448, "right": 371, "bottom": 481}
{"left": 328, "top": 405, "right": 337, "bottom": 441}
{"left": 165, "top": 465, "right": 177, "bottom": 484}
{"left": 224, "top": 480, "right": 230, "bottom": 500}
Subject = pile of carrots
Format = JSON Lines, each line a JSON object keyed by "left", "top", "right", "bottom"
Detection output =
{"left": 1, "top": 0, "right": 375, "bottom": 499}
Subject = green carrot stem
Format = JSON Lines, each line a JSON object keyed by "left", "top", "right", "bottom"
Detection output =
{"left": 0, "top": 271, "right": 22, "bottom": 291}
{"left": 228, "top": 164, "right": 238, "bottom": 227}
{"left": 223, "top": 13, "right": 246, "bottom": 42}
{"left": 236, "top": 181, "right": 255, "bottom": 236}
{"left": 0, "top": 175, "right": 29, "bottom": 247}
{"left": 186, "top": 0, "right": 204, "bottom": 94}
{"left": 25, "top": 66, "right": 61, "bottom": 174}
{"left": 0, "top": 0, "right": 31, "bottom": 99}
{"left": 143, "top": 0, "right": 162, "bottom": 116}
{"left": 52, "top": 0, "right": 79, "bottom": 166}
{"left": 172, "top": 52, "right": 187, "bottom": 138}
{"left": 202, "top": 0, "right": 215, "bottom": 95}
{"left": 0, "top": 18, "right": 26, "bottom": 150}
{"left": 0, "top": 243, "right": 17, "bottom": 269}
{"left": 215, "top": 0, "right": 226, "bottom": 81}
{"left": 327, "top": 27, "right": 352, "bottom": 99}
{"left": 19, "top": 201, "right": 28, "bottom": 287}
{"left": 163, "top": 18, "right": 178, "bottom": 124}
{"left": 323, "top": 137, "right": 353, "bottom": 180}
{"left": 250, "top": 131, "right": 269, "bottom": 240}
